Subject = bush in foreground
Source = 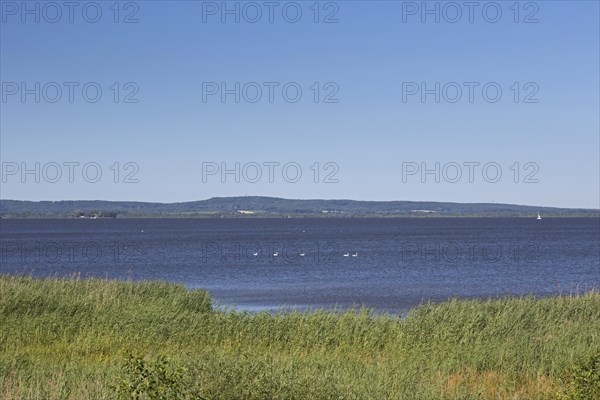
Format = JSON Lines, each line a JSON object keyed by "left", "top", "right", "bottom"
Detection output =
{"left": 560, "top": 351, "right": 600, "bottom": 400}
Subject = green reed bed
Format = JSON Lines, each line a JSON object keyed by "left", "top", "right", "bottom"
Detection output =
{"left": 0, "top": 274, "right": 598, "bottom": 399}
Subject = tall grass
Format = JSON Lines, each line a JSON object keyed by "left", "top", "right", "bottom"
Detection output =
{"left": 0, "top": 274, "right": 598, "bottom": 399}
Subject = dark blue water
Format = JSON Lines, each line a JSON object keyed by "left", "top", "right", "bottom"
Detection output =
{"left": 1, "top": 218, "right": 598, "bottom": 313}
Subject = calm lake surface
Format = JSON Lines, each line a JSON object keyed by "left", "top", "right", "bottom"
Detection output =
{"left": 1, "top": 218, "right": 599, "bottom": 314}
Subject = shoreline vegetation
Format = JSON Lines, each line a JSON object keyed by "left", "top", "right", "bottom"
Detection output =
{"left": 1, "top": 275, "right": 599, "bottom": 399}
{"left": 1, "top": 197, "right": 599, "bottom": 219}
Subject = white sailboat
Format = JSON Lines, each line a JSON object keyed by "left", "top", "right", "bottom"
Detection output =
{"left": 537, "top": 212, "right": 542, "bottom": 220}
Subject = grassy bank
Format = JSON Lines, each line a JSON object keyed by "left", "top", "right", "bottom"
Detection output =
{"left": 0, "top": 275, "right": 599, "bottom": 399}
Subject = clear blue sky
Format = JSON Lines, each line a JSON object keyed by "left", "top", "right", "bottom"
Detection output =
{"left": 1, "top": 0, "right": 598, "bottom": 208}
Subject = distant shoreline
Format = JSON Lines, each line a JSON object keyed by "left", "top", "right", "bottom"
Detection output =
{"left": 1, "top": 196, "right": 599, "bottom": 219}
{"left": 1, "top": 214, "right": 599, "bottom": 219}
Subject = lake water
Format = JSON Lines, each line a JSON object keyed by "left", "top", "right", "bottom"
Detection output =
{"left": 1, "top": 218, "right": 598, "bottom": 314}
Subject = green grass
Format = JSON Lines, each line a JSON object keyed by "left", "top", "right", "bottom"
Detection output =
{"left": 0, "top": 274, "right": 598, "bottom": 399}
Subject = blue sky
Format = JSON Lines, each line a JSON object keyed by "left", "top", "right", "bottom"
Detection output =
{"left": 1, "top": 0, "right": 599, "bottom": 208}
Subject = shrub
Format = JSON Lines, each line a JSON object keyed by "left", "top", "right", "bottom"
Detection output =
{"left": 114, "top": 353, "right": 190, "bottom": 400}
{"left": 561, "top": 351, "right": 600, "bottom": 400}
